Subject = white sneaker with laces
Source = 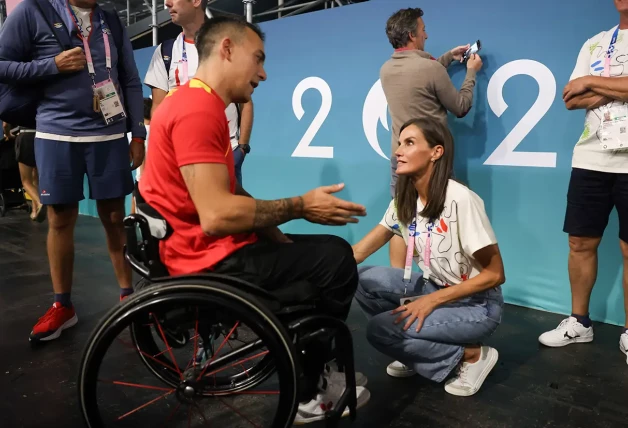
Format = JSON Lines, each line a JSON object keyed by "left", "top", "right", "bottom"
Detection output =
{"left": 538, "top": 316, "right": 594, "bottom": 347}
{"left": 386, "top": 361, "right": 416, "bottom": 378}
{"left": 293, "top": 366, "right": 370, "bottom": 425}
{"left": 620, "top": 332, "right": 628, "bottom": 365}
{"left": 444, "top": 346, "right": 498, "bottom": 397}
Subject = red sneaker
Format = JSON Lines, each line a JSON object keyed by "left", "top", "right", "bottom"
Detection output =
{"left": 29, "top": 303, "right": 78, "bottom": 343}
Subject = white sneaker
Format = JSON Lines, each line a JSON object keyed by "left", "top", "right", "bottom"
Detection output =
{"left": 620, "top": 332, "right": 628, "bottom": 365}
{"left": 444, "top": 346, "right": 498, "bottom": 397}
{"left": 386, "top": 361, "right": 416, "bottom": 378}
{"left": 324, "top": 362, "right": 368, "bottom": 387}
{"left": 293, "top": 369, "right": 371, "bottom": 425}
{"left": 538, "top": 317, "right": 594, "bottom": 347}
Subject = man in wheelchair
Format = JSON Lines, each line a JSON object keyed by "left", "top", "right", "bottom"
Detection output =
{"left": 137, "top": 16, "right": 371, "bottom": 424}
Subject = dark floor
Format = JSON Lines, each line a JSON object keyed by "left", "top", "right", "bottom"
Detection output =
{"left": 1, "top": 211, "right": 628, "bottom": 428}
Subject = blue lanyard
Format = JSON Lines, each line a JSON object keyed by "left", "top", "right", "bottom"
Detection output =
{"left": 605, "top": 26, "right": 620, "bottom": 77}
{"left": 182, "top": 38, "right": 188, "bottom": 62}
{"left": 608, "top": 26, "right": 620, "bottom": 58}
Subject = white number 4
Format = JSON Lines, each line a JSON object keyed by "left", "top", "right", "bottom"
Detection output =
{"left": 485, "top": 59, "right": 557, "bottom": 168}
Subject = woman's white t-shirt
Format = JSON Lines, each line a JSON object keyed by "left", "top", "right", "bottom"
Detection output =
{"left": 380, "top": 180, "right": 497, "bottom": 287}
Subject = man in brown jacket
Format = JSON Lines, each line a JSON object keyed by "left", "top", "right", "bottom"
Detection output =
{"left": 381, "top": 7, "right": 483, "bottom": 267}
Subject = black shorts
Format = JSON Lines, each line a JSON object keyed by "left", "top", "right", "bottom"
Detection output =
{"left": 15, "top": 131, "right": 36, "bottom": 168}
{"left": 563, "top": 167, "right": 628, "bottom": 242}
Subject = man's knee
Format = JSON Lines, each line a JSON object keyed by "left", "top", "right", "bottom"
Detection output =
{"left": 47, "top": 204, "right": 78, "bottom": 230}
{"left": 325, "top": 235, "right": 358, "bottom": 285}
{"left": 568, "top": 235, "right": 601, "bottom": 254}
{"left": 96, "top": 198, "right": 126, "bottom": 230}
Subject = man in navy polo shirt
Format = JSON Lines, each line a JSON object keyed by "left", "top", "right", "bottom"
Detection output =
{"left": 0, "top": 0, "right": 146, "bottom": 343}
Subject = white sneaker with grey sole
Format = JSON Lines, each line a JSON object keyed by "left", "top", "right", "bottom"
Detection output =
{"left": 444, "top": 346, "right": 498, "bottom": 397}
{"left": 386, "top": 360, "right": 416, "bottom": 378}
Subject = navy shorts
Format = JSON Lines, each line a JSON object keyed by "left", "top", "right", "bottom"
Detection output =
{"left": 35, "top": 136, "right": 134, "bottom": 205}
{"left": 563, "top": 167, "right": 628, "bottom": 242}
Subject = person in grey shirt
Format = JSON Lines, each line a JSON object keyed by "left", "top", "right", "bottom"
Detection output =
{"left": 380, "top": 7, "right": 483, "bottom": 267}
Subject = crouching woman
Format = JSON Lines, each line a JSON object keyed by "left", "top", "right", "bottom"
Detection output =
{"left": 352, "top": 118, "right": 505, "bottom": 396}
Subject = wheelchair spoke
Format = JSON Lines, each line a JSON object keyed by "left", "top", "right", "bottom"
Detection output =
{"left": 203, "top": 350, "right": 269, "bottom": 379}
{"left": 193, "top": 307, "right": 199, "bottom": 368}
{"left": 98, "top": 379, "right": 175, "bottom": 393}
{"left": 219, "top": 397, "right": 262, "bottom": 428}
{"left": 117, "top": 337, "right": 180, "bottom": 375}
{"left": 117, "top": 390, "right": 174, "bottom": 421}
{"left": 227, "top": 341, "right": 250, "bottom": 378}
{"left": 197, "top": 321, "right": 240, "bottom": 380}
{"left": 152, "top": 313, "right": 183, "bottom": 380}
{"left": 160, "top": 403, "right": 182, "bottom": 428}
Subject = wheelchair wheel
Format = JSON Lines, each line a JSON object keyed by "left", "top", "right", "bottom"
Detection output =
{"left": 131, "top": 278, "right": 276, "bottom": 394}
{"left": 79, "top": 280, "right": 299, "bottom": 428}
{"left": 0, "top": 193, "right": 6, "bottom": 217}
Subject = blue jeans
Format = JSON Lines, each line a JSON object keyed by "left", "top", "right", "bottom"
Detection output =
{"left": 233, "top": 146, "right": 245, "bottom": 185}
{"left": 355, "top": 266, "right": 504, "bottom": 383}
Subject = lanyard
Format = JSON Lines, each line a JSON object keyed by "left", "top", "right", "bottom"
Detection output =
{"left": 180, "top": 36, "right": 190, "bottom": 85}
{"left": 67, "top": 3, "right": 112, "bottom": 84}
{"left": 402, "top": 213, "right": 434, "bottom": 295}
{"left": 604, "top": 26, "right": 620, "bottom": 78}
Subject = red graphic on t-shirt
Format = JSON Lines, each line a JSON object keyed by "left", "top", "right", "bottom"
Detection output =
{"left": 436, "top": 218, "right": 448, "bottom": 233}
{"left": 175, "top": 67, "right": 181, "bottom": 87}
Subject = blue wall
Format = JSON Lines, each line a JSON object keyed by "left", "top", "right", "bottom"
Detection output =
{"left": 86, "top": 0, "right": 625, "bottom": 325}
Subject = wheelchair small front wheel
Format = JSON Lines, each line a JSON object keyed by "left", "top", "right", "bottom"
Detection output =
{"left": 78, "top": 281, "right": 299, "bottom": 428}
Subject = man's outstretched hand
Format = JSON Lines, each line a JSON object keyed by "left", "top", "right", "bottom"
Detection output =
{"left": 302, "top": 183, "right": 367, "bottom": 226}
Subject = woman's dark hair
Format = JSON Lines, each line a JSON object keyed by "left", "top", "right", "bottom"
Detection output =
{"left": 394, "top": 118, "right": 455, "bottom": 226}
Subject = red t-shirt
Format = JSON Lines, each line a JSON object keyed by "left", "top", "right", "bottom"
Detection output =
{"left": 139, "top": 78, "right": 257, "bottom": 275}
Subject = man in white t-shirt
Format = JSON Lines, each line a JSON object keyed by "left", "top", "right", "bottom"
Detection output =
{"left": 144, "top": 0, "right": 254, "bottom": 184}
{"left": 539, "top": 0, "right": 628, "bottom": 363}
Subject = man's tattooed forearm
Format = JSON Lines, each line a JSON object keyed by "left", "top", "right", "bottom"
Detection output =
{"left": 253, "top": 197, "right": 303, "bottom": 229}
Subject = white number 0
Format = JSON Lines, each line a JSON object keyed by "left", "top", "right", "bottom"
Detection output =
{"left": 291, "top": 76, "right": 333, "bottom": 158}
{"left": 484, "top": 60, "right": 557, "bottom": 168}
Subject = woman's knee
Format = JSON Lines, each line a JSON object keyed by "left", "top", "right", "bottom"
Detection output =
{"left": 358, "top": 265, "right": 402, "bottom": 294}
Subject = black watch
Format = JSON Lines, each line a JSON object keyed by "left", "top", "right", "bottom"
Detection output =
{"left": 239, "top": 143, "right": 251, "bottom": 154}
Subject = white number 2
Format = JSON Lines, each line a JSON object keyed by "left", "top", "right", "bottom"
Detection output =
{"left": 292, "top": 77, "right": 333, "bottom": 158}
{"left": 484, "top": 60, "right": 557, "bottom": 168}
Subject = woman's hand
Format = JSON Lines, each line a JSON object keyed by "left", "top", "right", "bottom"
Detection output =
{"left": 392, "top": 295, "right": 439, "bottom": 332}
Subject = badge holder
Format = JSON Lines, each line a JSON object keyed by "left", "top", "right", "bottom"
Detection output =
{"left": 93, "top": 78, "right": 127, "bottom": 125}
{"left": 600, "top": 105, "right": 628, "bottom": 151}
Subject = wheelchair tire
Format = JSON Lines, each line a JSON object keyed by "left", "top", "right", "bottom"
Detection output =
{"left": 78, "top": 279, "right": 299, "bottom": 428}
{"left": 0, "top": 193, "right": 6, "bottom": 217}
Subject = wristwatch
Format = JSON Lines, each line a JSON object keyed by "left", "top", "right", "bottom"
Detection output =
{"left": 239, "top": 143, "right": 251, "bottom": 154}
